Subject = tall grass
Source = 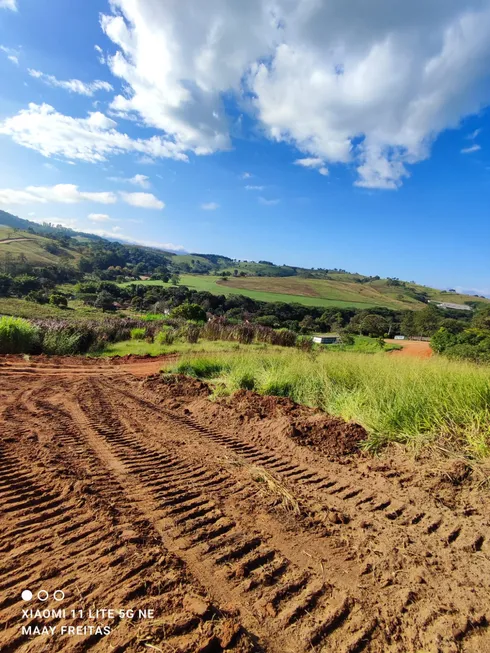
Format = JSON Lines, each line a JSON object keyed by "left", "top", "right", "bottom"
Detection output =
{"left": 0, "top": 316, "right": 39, "bottom": 354}
{"left": 169, "top": 350, "right": 490, "bottom": 458}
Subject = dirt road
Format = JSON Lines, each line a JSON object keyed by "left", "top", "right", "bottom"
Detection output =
{"left": 1, "top": 357, "right": 489, "bottom": 652}
{"left": 386, "top": 339, "right": 433, "bottom": 358}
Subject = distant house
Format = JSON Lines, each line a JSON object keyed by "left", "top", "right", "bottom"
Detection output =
{"left": 312, "top": 335, "right": 341, "bottom": 345}
{"left": 430, "top": 301, "right": 472, "bottom": 312}
{"left": 394, "top": 335, "right": 405, "bottom": 340}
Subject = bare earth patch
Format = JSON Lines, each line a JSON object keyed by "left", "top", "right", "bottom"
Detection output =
{"left": 1, "top": 359, "right": 489, "bottom": 652}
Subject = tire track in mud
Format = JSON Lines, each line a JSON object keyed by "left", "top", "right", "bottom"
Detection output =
{"left": 110, "top": 382, "right": 490, "bottom": 653}
{"left": 116, "top": 384, "right": 488, "bottom": 554}
{"left": 72, "top": 379, "right": 373, "bottom": 653}
{"left": 2, "top": 370, "right": 490, "bottom": 652}
{"left": 0, "top": 383, "right": 256, "bottom": 652}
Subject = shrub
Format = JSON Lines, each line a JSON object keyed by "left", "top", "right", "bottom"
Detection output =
{"left": 180, "top": 324, "right": 201, "bottom": 343}
{"left": 42, "top": 331, "right": 83, "bottom": 355}
{"left": 156, "top": 326, "right": 176, "bottom": 345}
{"left": 171, "top": 303, "right": 206, "bottom": 322}
{"left": 296, "top": 335, "right": 313, "bottom": 352}
{"left": 0, "top": 316, "right": 40, "bottom": 354}
{"left": 130, "top": 327, "right": 146, "bottom": 340}
{"left": 49, "top": 293, "right": 68, "bottom": 308}
{"left": 25, "top": 290, "right": 49, "bottom": 304}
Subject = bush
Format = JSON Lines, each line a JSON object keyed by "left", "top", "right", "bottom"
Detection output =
{"left": 42, "top": 331, "right": 83, "bottom": 355}
{"left": 130, "top": 327, "right": 146, "bottom": 340}
{"left": 296, "top": 335, "right": 313, "bottom": 352}
{"left": 156, "top": 326, "right": 176, "bottom": 345}
{"left": 171, "top": 303, "right": 207, "bottom": 322}
{"left": 180, "top": 324, "right": 201, "bottom": 344}
{"left": 49, "top": 293, "right": 68, "bottom": 308}
{"left": 0, "top": 316, "right": 39, "bottom": 354}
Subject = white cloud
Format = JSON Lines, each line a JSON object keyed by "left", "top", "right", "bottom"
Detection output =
{"left": 29, "top": 215, "right": 79, "bottom": 229}
{"left": 96, "top": 0, "right": 490, "bottom": 189}
{"left": 294, "top": 157, "right": 324, "bottom": 169}
{"left": 467, "top": 128, "right": 482, "bottom": 139}
{"left": 129, "top": 174, "right": 150, "bottom": 188}
{"left": 259, "top": 197, "right": 280, "bottom": 206}
{"left": 201, "top": 202, "right": 219, "bottom": 210}
{"left": 245, "top": 185, "right": 265, "bottom": 190}
{"left": 88, "top": 213, "right": 115, "bottom": 222}
{"left": 241, "top": 172, "right": 252, "bottom": 179}
{"left": 0, "top": 184, "right": 117, "bottom": 206}
{"left": 120, "top": 191, "right": 164, "bottom": 209}
{"left": 461, "top": 144, "right": 481, "bottom": 154}
{"left": 0, "top": 46, "right": 19, "bottom": 65}
{"left": 89, "top": 228, "right": 185, "bottom": 251}
{"left": 294, "top": 157, "right": 329, "bottom": 176}
{"left": 0, "top": 0, "right": 17, "bottom": 10}
{"left": 109, "top": 173, "right": 151, "bottom": 188}
{"left": 28, "top": 69, "right": 113, "bottom": 96}
{"left": 94, "top": 45, "right": 106, "bottom": 64}
{"left": 0, "top": 103, "right": 189, "bottom": 163}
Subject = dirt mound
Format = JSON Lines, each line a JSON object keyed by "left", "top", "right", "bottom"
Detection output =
{"left": 151, "top": 385, "right": 367, "bottom": 460}
{"left": 143, "top": 373, "right": 211, "bottom": 402}
{"left": 225, "top": 389, "right": 367, "bottom": 458}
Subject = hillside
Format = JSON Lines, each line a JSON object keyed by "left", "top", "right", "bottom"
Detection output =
{"left": 0, "top": 209, "right": 488, "bottom": 312}
{"left": 0, "top": 225, "right": 80, "bottom": 266}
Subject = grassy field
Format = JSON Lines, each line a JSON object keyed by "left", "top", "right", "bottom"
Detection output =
{"left": 0, "top": 297, "right": 126, "bottom": 320}
{"left": 168, "top": 349, "right": 490, "bottom": 459}
{"left": 0, "top": 226, "right": 80, "bottom": 266}
{"left": 123, "top": 274, "right": 488, "bottom": 311}
{"left": 101, "top": 339, "right": 282, "bottom": 357}
{"left": 123, "top": 276, "right": 388, "bottom": 309}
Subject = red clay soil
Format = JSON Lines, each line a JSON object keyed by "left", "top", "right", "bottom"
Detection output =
{"left": 386, "top": 340, "right": 433, "bottom": 359}
{"left": 1, "top": 358, "right": 490, "bottom": 652}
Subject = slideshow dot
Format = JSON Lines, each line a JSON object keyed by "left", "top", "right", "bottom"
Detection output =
{"left": 22, "top": 590, "right": 33, "bottom": 601}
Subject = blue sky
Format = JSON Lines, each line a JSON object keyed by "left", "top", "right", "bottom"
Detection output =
{"left": 0, "top": 0, "right": 489, "bottom": 294}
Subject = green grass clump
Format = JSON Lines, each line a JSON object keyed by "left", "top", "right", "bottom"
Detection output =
{"left": 0, "top": 316, "right": 40, "bottom": 353}
{"left": 42, "top": 331, "right": 83, "bottom": 355}
{"left": 130, "top": 327, "right": 146, "bottom": 340}
{"left": 175, "top": 357, "right": 230, "bottom": 378}
{"left": 166, "top": 350, "right": 490, "bottom": 458}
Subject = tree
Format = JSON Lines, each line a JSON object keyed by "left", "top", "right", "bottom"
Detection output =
{"left": 49, "top": 293, "right": 68, "bottom": 308}
{"left": 170, "top": 273, "right": 181, "bottom": 286}
{"left": 171, "top": 303, "right": 206, "bottom": 322}
{"left": 348, "top": 313, "right": 388, "bottom": 337}
{"left": 472, "top": 306, "right": 490, "bottom": 331}
{"left": 12, "top": 275, "right": 41, "bottom": 296}
{"left": 94, "top": 291, "right": 115, "bottom": 312}
{"left": 299, "top": 315, "right": 315, "bottom": 333}
{"left": 414, "top": 305, "right": 442, "bottom": 337}
{"left": 78, "top": 257, "right": 94, "bottom": 273}
{"left": 0, "top": 273, "right": 12, "bottom": 297}
{"left": 400, "top": 311, "right": 417, "bottom": 337}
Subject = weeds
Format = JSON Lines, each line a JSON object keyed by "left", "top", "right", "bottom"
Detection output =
{"left": 0, "top": 316, "right": 39, "bottom": 354}
{"left": 168, "top": 350, "right": 490, "bottom": 459}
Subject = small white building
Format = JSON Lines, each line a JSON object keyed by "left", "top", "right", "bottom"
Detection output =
{"left": 312, "top": 335, "right": 340, "bottom": 345}
{"left": 394, "top": 335, "right": 405, "bottom": 340}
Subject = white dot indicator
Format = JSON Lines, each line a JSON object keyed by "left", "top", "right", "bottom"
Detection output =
{"left": 21, "top": 590, "right": 33, "bottom": 601}
{"left": 38, "top": 590, "right": 49, "bottom": 601}
{"left": 53, "top": 590, "right": 65, "bottom": 601}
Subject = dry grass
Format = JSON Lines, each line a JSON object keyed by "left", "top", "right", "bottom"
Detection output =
{"left": 249, "top": 466, "right": 300, "bottom": 514}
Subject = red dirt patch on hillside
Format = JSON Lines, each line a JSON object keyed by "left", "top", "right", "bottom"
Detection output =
{"left": 386, "top": 339, "right": 433, "bottom": 359}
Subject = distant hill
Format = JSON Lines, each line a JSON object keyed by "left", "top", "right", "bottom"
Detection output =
{"left": 0, "top": 209, "right": 488, "bottom": 311}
